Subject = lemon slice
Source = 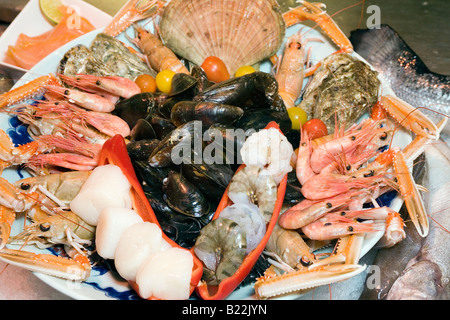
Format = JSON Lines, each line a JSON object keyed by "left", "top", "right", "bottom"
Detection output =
{"left": 39, "top": 0, "right": 65, "bottom": 25}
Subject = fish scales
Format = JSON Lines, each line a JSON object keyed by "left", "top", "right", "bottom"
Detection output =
{"left": 350, "top": 25, "right": 449, "bottom": 131}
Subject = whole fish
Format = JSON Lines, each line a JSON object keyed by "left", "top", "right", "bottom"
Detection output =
{"left": 386, "top": 142, "right": 450, "bottom": 300}
{"left": 349, "top": 24, "right": 449, "bottom": 137}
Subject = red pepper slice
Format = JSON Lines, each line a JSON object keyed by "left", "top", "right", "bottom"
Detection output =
{"left": 194, "top": 121, "right": 288, "bottom": 300}
{"left": 98, "top": 135, "right": 203, "bottom": 299}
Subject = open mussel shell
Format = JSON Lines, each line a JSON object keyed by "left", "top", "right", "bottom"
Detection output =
{"left": 193, "top": 72, "right": 279, "bottom": 110}
{"left": 162, "top": 171, "right": 211, "bottom": 218}
{"left": 181, "top": 160, "right": 234, "bottom": 202}
{"left": 169, "top": 72, "right": 199, "bottom": 96}
{"left": 127, "top": 139, "right": 160, "bottom": 162}
{"left": 171, "top": 101, "right": 244, "bottom": 128}
{"left": 114, "top": 92, "right": 167, "bottom": 128}
{"left": 130, "top": 118, "right": 157, "bottom": 141}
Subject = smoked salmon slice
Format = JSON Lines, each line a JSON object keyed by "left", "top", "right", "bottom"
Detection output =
{"left": 5, "top": 6, "right": 96, "bottom": 69}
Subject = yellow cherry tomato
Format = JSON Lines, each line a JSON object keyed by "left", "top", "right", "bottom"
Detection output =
{"left": 287, "top": 107, "right": 308, "bottom": 130}
{"left": 235, "top": 65, "right": 256, "bottom": 77}
{"left": 155, "top": 70, "right": 176, "bottom": 93}
{"left": 135, "top": 74, "right": 157, "bottom": 93}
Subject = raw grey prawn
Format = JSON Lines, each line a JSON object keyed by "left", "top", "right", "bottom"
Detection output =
{"left": 193, "top": 217, "right": 247, "bottom": 285}
{"left": 0, "top": 171, "right": 94, "bottom": 281}
{"left": 227, "top": 165, "right": 277, "bottom": 223}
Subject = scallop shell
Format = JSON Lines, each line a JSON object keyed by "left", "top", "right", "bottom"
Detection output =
{"left": 159, "top": 0, "right": 285, "bottom": 75}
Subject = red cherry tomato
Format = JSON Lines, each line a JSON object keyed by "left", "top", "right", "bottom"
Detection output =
{"left": 201, "top": 56, "right": 230, "bottom": 83}
{"left": 303, "top": 118, "right": 328, "bottom": 140}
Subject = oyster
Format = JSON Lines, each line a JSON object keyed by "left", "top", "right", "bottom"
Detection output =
{"left": 59, "top": 33, "right": 154, "bottom": 80}
{"left": 59, "top": 45, "right": 112, "bottom": 77}
{"left": 299, "top": 53, "right": 380, "bottom": 133}
{"left": 90, "top": 33, "right": 155, "bottom": 79}
{"left": 159, "top": 0, "right": 285, "bottom": 75}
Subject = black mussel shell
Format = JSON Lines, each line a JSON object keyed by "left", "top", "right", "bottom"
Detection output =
{"left": 205, "top": 124, "right": 247, "bottom": 169}
{"left": 284, "top": 171, "right": 304, "bottom": 204}
{"left": 130, "top": 118, "right": 157, "bottom": 141}
{"left": 181, "top": 160, "right": 234, "bottom": 202}
{"left": 235, "top": 109, "right": 292, "bottom": 135}
{"left": 143, "top": 185, "right": 204, "bottom": 248}
{"left": 162, "top": 171, "right": 210, "bottom": 217}
{"left": 284, "top": 129, "right": 301, "bottom": 151}
{"left": 171, "top": 101, "right": 244, "bottom": 128}
{"left": 127, "top": 139, "right": 160, "bottom": 162}
{"left": 133, "top": 161, "right": 171, "bottom": 188}
{"left": 169, "top": 73, "right": 199, "bottom": 96}
{"left": 148, "top": 121, "right": 200, "bottom": 167}
{"left": 191, "top": 66, "right": 213, "bottom": 92}
{"left": 158, "top": 94, "right": 190, "bottom": 118}
{"left": 114, "top": 92, "right": 166, "bottom": 128}
{"left": 193, "top": 71, "right": 279, "bottom": 110}
{"left": 145, "top": 115, "right": 176, "bottom": 140}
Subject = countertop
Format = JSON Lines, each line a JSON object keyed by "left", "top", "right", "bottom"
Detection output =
{"left": 0, "top": 0, "right": 448, "bottom": 300}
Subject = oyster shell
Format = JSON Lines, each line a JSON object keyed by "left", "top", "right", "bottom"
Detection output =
{"left": 159, "top": 0, "right": 285, "bottom": 75}
{"left": 58, "top": 33, "right": 154, "bottom": 80}
{"left": 299, "top": 53, "right": 380, "bottom": 133}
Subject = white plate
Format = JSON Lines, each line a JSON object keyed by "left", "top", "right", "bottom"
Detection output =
{"left": 3, "top": 22, "right": 410, "bottom": 300}
{"left": 0, "top": 0, "right": 113, "bottom": 75}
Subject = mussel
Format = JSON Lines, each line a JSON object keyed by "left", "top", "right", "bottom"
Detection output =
{"left": 204, "top": 124, "right": 247, "bottom": 170}
{"left": 142, "top": 185, "right": 206, "bottom": 249}
{"left": 193, "top": 72, "right": 279, "bottom": 111}
{"left": 114, "top": 92, "right": 167, "bottom": 128}
{"left": 162, "top": 171, "right": 211, "bottom": 217}
{"left": 190, "top": 65, "right": 213, "bottom": 92}
{"left": 148, "top": 121, "right": 199, "bottom": 167}
{"left": 235, "top": 108, "right": 292, "bottom": 134}
{"left": 129, "top": 118, "right": 157, "bottom": 141}
{"left": 145, "top": 115, "right": 176, "bottom": 140}
{"left": 181, "top": 160, "right": 234, "bottom": 203}
{"left": 133, "top": 161, "right": 172, "bottom": 187}
{"left": 169, "top": 72, "right": 199, "bottom": 96}
{"left": 171, "top": 101, "right": 244, "bottom": 128}
{"left": 126, "top": 139, "right": 160, "bottom": 162}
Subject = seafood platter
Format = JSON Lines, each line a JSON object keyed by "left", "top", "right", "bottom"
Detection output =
{"left": 0, "top": 0, "right": 444, "bottom": 300}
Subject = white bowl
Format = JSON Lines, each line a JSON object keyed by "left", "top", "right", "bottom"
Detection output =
{"left": 0, "top": 0, "right": 112, "bottom": 76}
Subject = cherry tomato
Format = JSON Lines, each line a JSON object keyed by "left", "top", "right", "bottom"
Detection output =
{"left": 235, "top": 65, "right": 255, "bottom": 77}
{"left": 303, "top": 118, "right": 328, "bottom": 140}
{"left": 155, "top": 70, "right": 176, "bottom": 93}
{"left": 135, "top": 74, "right": 157, "bottom": 93}
{"left": 201, "top": 56, "right": 230, "bottom": 83}
{"left": 287, "top": 107, "right": 308, "bottom": 130}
